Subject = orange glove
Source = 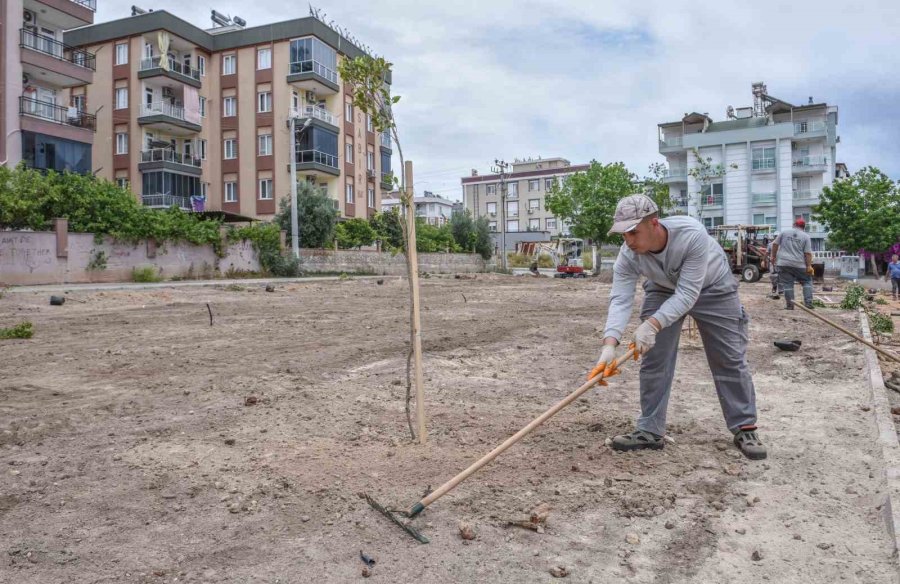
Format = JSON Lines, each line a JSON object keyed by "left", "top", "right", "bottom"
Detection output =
{"left": 586, "top": 362, "right": 609, "bottom": 387}
{"left": 806, "top": 266, "right": 815, "bottom": 276}
{"left": 587, "top": 344, "right": 616, "bottom": 386}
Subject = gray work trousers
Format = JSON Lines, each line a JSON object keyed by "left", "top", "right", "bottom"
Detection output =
{"left": 637, "top": 277, "right": 758, "bottom": 436}
{"left": 778, "top": 266, "right": 813, "bottom": 308}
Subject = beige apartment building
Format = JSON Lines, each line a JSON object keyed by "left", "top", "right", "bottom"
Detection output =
{"left": 60, "top": 9, "right": 393, "bottom": 220}
{"left": 461, "top": 157, "right": 585, "bottom": 240}
{"left": 2, "top": 0, "right": 96, "bottom": 171}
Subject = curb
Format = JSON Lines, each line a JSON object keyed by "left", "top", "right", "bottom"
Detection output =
{"left": 859, "top": 308, "right": 900, "bottom": 571}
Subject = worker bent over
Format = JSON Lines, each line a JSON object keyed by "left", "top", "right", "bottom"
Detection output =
{"left": 589, "top": 195, "right": 766, "bottom": 460}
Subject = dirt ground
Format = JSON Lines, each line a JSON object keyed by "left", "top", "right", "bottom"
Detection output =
{"left": 1, "top": 274, "right": 897, "bottom": 583}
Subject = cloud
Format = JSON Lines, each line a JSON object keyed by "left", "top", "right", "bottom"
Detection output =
{"left": 98, "top": 0, "right": 900, "bottom": 198}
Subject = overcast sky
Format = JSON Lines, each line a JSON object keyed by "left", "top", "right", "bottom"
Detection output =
{"left": 98, "top": 0, "right": 900, "bottom": 200}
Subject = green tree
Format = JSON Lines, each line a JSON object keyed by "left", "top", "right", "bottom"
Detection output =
{"left": 415, "top": 220, "right": 459, "bottom": 253}
{"left": 449, "top": 210, "right": 476, "bottom": 252}
{"left": 815, "top": 166, "right": 900, "bottom": 275}
{"left": 472, "top": 216, "right": 493, "bottom": 260}
{"left": 369, "top": 208, "right": 405, "bottom": 251}
{"left": 275, "top": 181, "right": 337, "bottom": 248}
{"left": 544, "top": 160, "right": 636, "bottom": 245}
{"left": 335, "top": 218, "right": 377, "bottom": 249}
{"left": 686, "top": 147, "right": 738, "bottom": 225}
{"left": 643, "top": 162, "right": 675, "bottom": 215}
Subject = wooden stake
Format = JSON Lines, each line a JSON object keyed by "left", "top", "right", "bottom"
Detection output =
{"left": 405, "top": 160, "right": 427, "bottom": 444}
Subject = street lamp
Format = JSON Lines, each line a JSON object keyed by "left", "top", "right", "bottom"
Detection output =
{"left": 288, "top": 116, "right": 313, "bottom": 259}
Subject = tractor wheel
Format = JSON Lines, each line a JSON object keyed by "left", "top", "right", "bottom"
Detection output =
{"left": 741, "top": 264, "right": 761, "bottom": 283}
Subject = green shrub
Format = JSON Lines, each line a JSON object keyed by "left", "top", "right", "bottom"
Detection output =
{"left": 868, "top": 310, "right": 894, "bottom": 335}
{"left": 0, "top": 321, "right": 33, "bottom": 339}
{"left": 132, "top": 266, "right": 162, "bottom": 283}
{"left": 840, "top": 284, "right": 866, "bottom": 309}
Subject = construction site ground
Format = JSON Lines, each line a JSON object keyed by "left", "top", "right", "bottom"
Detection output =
{"left": 1, "top": 275, "right": 898, "bottom": 583}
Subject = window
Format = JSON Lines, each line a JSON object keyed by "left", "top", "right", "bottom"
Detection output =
{"left": 225, "top": 181, "right": 237, "bottom": 203}
{"left": 702, "top": 216, "right": 725, "bottom": 230}
{"left": 289, "top": 37, "right": 338, "bottom": 82}
{"left": 115, "top": 43, "right": 128, "bottom": 65}
{"left": 116, "top": 133, "right": 128, "bottom": 155}
{"left": 257, "top": 91, "right": 272, "bottom": 113}
{"left": 366, "top": 151, "right": 374, "bottom": 170}
{"left": 546, "top": 217, "right": 557, "bottom": 230}
{"left": 223, "top": 97, "right": 236, "bottom": 117}
{"left": 529, "top": 218, "right": 540, "bottom": 230}
{"left": 224, "top": 139, "right": 237, "bottom": 159}
{"left": 545, "top": 178, "right": 554, "bottom": 191}
{"left": 259, "top": 178, "right": 273, "bottom": 200}
{"left": 258, "top": 134, "right": 272, "bottom": 156}
{"left": 196, "top": 55, "right": 206, "bottom": 77}
{"left": 528, "top": 198, "right": 540, "bottom": 210}
{"left": 700, "top": 182, "right": 724, "bottom": 205}
{"left": 257, "top": 48, "right": 271, "bottom": 70}
{"left": 752, "top": 213, "right": 776, "bottom": 226}
{"left": 71, "top": 95, "right": 86, "bottom": 112}
{"left": 116, "top": 178, "right": 129, "bottom": 190}
{"left": 346, "top": 183, "right": 355, "bottom": 204}
{"left": 115, "top": 88, "right": 128, "bottom": 109}
{"left": 486, "top": 184, "right": 496, "bottom": 195}
{"left": 486, "top": 202, "right": 497, "bottom": 215}
{"left": 366, "top": 115, "right": 374, "bottom": 132}
{"left": 507, "top": 200, "right": 518, "bottom": 217}
{"left": 528, "top": 179, "right": 540, "bottom": 191}
{"left": 345, "top": 102, "right": 353, "bottom": 120}
{"left": 508, "top": 182, "right": 518, "bottom": 197}
{"left": 143, "top": 42, "right": 152, "bottom": 60}
{"left": 367, "top": 187, "right": 375, "bottom": 208}
{"left": 223, "top": 54, "right": 236, "bottom": 75}
{"left": 345, "top": 140, "right": 353, "bottom": 164}
{"left": 144, "top": 87, "right": 153, "bottom": 108}
{"left": 199, "top": 139, "right": 207, "bottom": 160}
{"left": 488, "top": 221, "right": 497, "bottom": 232}
{"left": 199, "top": 96, "right": 206, "bottom": 118}
{"left": 201, "top": 183, "right": 208, "bottom": 198}
{"left": 752, "top": 147, "right": 776, "bottom": 170}
{"left": 506, "top": 219, "right": 519, "bottom": 232}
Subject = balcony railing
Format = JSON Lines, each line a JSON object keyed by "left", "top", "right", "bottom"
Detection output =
{"left": 292, "top": 105, "right": 337, "bottom": 126}
{"left": 142, "top": 193, "right": 191, "bottom": 210}
{"left": 380, "top": 133, "right": 391, "bottom": 148}
{"left": 141, "top": 101, "right": 186, "bottom": 121}
{"left": 700, "top": 194, "right": 724, "bottom": 208}
{"left": 140, "top": 149, "right": 201, "bottom": 167}
{"left": 673, "top": 197, "right": 689, "bottom": 207}
{"left": 752, "top": 158, "right": 776, "bottom": 171}
{"left": 808, "top": 222, "right": 826, "bottom": 233}
{"left": 793, "top": 156, "right": 829, "bottom": 169}
{"left": 295, "top": 149, "right": 338, "bottom": 168}
{"left": 20, "top": 29, "right": 96, "bottom": 70}
{"left": 751, "top": 192, "right": 777, "bottom": 205}
{"left": 792, "top": 189, "right": 819, "bottom": 202}
{"left": 289, "top": 60, "right": 338, "bottom": 84}
{"left": 660, "top": 136, "right": 683, "bottom": 148}
{"left": 794, "top": 121, "right": 826, "bottom": 135}
{"left": 140, "top": 56, "right": 200, "bottom": 81}
{"left": 70, "top": 0, "right": 97, "bottom": 10}
{"left": 19, "top": 96, "right": 96, "bottom": 131}
{"left": 662, "top": 167, "right": 687, "bottom": 180}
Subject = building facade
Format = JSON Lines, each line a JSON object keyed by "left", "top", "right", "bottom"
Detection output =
{"left": 381, "top": 191, "right": 454, "bottom": 226}
{"left": 658, "top": 82, "right": 839, "bottom": 250}
{"left": 59, "top": 9, "right": 393, "bottom": 220}
{"left": 460, "top": 157, "right": 585, "bottom": 239}
{"left": 2, "top": 0, "right": 97, "bottom": 172}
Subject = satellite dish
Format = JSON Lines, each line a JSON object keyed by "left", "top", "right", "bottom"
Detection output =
{"left": 233, "top": 16, "right": 246, "bottom": 27}
{"left": 210, "top": 10, "right": 231, "bottom": 27}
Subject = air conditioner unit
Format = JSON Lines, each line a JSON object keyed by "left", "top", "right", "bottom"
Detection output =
{"left": 489, "top": 212, "right": 496, "bottom": 217}
{"left": 162, "top": 87, "right": 175, "bottom": 99}
{"left": 366, "top": 169, "right": 375, "bottom": 179}
{"left": 305, "top": 91, "right": 317, "bottom": 103}
{"left": 24, "top": 9, "right": 35, "bottom": 23}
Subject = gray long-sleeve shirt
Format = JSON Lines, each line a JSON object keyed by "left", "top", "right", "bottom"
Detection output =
{"left": 603, "top": 216, "right": 731, "bottom": 340}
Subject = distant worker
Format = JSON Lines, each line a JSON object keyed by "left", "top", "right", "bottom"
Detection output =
{"left": 772, "top": 218, "right": 814, "bottom": 310}
{"left": 886, "top": 254, "right": 900, "bottom": 301}
{"left": 588, "top": 195, "right": 765, "bottom": 460}
{"left": 766, "top": 237, "right": 780, "bottom": 297}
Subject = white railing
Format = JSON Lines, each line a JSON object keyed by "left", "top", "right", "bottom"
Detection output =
{"left": 140, "top": 149, "right": 201, "bottom": 167}
{"left": 142, "top": 193, "right": 191, "bottom": 209}
{"left": 663, "top": 167, "right": 687, "bottom": 180}
{"left": 139, "top": 57, "right": 201, "bottom": 81}
{"left": 751, "top": 192, "right": 777, "bottom": 205}
{"left": 792, "top": 189, "right": 819, "bottom": 201}
{"left": 289, "top": 60, "right": 338, "bottom": 84}
{"left": 660, "top": 136, "right": 683, "bottom": 148}
{"left": 141, "top": 101, "right": 186, "bottom": 121}
{"left": 793, "top": 156, "right": 829, "bottom": 169}
{"left": 700, "top": 194, "right": 724, "bottom": 208}
{"left": 292, "top": 105, "right": 337, "bottom": 126}
{"left": 295, "top": 149, "right": 338, "bottom": 169}
{"left": 808, "top": 222, "right": 826, "bottom": 233}
{"left": 794, "top": 120, "right": 826, "bottom": 135}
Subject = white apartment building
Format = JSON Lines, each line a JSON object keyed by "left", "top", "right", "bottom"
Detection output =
{"left": 382, "top": 191, "right": 455, "bottom": 226}
{"left": 460, "top": 157, "right": 582, "bottom": 241}
{"left": 658, "top": 82, "right": 840, "bottom": 250}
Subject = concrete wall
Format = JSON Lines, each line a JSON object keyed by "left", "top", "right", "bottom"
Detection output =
{"left": 0, "top": 228, "right": 488, "bottom": 285}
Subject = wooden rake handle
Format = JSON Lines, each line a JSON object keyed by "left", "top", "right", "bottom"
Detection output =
{"left": 407, "top": 349, "right": 637, "bottom": 517}
{"left": 791, "top": 302, "right": 900, "bottom": 363}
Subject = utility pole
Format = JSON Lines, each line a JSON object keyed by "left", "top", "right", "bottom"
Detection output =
{"left": 491, "top": 159, "right": 510, "bottom": 271}
{"left": 288, "top": 116, "right": 312, "bottom": 259}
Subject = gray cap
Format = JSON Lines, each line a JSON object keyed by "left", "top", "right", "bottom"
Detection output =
{"left": 608, "top": 194, "right": 659, "bottom": 234}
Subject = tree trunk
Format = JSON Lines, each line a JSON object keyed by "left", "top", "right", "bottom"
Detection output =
{"left": 871, "top": 255, "right": 880, "bottom": 278}
{"left": 591, "top": 244, "right": 598, "bottom": 275}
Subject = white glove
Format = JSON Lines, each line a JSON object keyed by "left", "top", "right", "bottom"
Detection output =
{"left": 634, "top": 320, "right": 660, "bottom": 354}
{"left": 587, "top": 344, "right": 617, "bottom": 383}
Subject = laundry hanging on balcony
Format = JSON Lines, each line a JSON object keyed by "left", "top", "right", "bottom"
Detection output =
{"left": 184, "top": 86, "right": 201, "bottom": 125}
{"left": 158, "top": 32, "right": 170, "bottom": 71}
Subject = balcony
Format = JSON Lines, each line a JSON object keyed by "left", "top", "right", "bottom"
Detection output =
{"left": 751, "top": 192, "right": 777, "bottom": 206}
{"left": 793, "top": 120, "right": 827, "bottom": 139}
{"left": 380, "top": 132, "right": 391, "bottom": 151}
{"left": 19, "top": 96, "right": 95, "bottom": 133}
{"left": 142, "top": 193, "right": 192, "bottom": 210}
{"left": 751, "top": 159, "right": 776, "bottom": 173}
{"left": 138, "top": 56, "right": 201, "bottom": 88}
{"left": 291, "top": 105, "right": 338, "bottom": 129}
{"left": 659, "top": 135, "right": 684, "bottom": 153}
{"left": 700, "top": 194, "right": 723, "bottom": 209}
{"left": 294, "top": 149, "right": 339, "bottom": 176}
{"left": 138, "top": 149, "right": 202, "bottom": 175}
{"left": 381, "top": 172, "right": 393, "bottom": 190}
{"left": 808, "top": 222, "right": 826, "bottom": 234}
{"left": 662, "top": 167, "right": 687, "bottom": 183}
{"left": 792, "top": 156, "right": 829, "bottom": 175}
{"left": 20, "top": 29, "right": 95, "bottom": 87}
{"left": 138, "top": 102, "right": 202, "bottom": 135}
{"left": 792, "top": 189, "right": 820, "bottom": 203}
{"left": 35, "top": 0, "right": 95, "bottom": 27}
{"left": 287, "top": 60, "right": 339, "bottom": 94}
{"left": 71, "top": 0, "right": 97, "bottom": 9}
